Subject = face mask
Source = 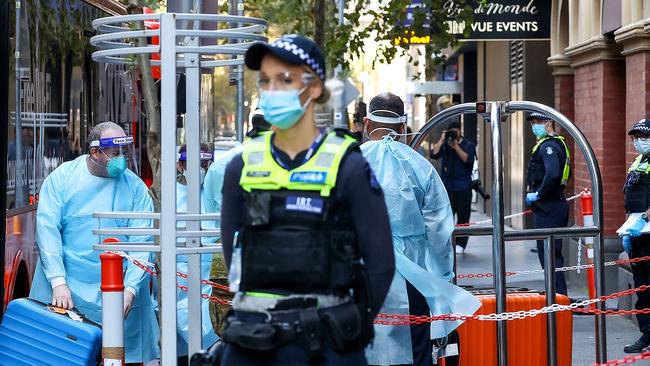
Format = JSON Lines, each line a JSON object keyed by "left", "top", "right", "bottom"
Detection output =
{"left": 531, "top": 124, "right": 547, "bottom": 139}
{"left": 258, "top": 87, "right": 312, "bottom": 130}
{"left": 178, "top": 167, "right": 207, "bottom": 186}
{"left": 106, "top": 155, "right": 127, "bottom": 177}
{"left": 366, "top": 125, "right": 413, "bottom": 144}
{"left": 635, "top": 139, "right": 650, "bottom": 155}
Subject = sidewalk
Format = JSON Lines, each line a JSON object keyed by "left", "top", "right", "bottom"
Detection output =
{"left": 456, "top": 211, "right": 640, "bottom": 366}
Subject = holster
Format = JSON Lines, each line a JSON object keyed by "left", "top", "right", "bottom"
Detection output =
{"left": 319, "top": 301, "right": 365, "bottom": 352}
{"left": 222, "top": 319, "right": 279, "bottom": 352}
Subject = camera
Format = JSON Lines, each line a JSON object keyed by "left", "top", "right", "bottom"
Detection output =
{"left": 471, "top": 179, "right": 490, "bottom": 200}
{"left": 446, "top": 130, "right": 458, "bottom": 141}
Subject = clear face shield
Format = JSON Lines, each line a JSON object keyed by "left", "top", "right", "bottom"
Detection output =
{"left": 178, "top": 151, "right": 214, "bottom": 185}
{"left": 89, "top": 136, "right": 135, "bottom": 177}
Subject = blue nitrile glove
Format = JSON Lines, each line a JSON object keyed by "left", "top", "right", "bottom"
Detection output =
{"left": 628, "top": 217, "right": 647, "bottom": 238}
{"left": 622, "top": 235, "right": 632, "bottom": 254}
{"left": 525, "top": 192, "right": 540, "bottom": 206}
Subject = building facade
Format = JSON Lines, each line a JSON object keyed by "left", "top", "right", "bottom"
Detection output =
{"left": 549, "top": 0, "right": 648, "bottom": 245}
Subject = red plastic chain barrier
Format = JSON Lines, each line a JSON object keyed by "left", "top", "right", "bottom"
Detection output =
{"left": 374, "top": 285, "right": 650, "bottom": 326}
{"left": 111, "top": 252, "right": 234, "bottom": 305}
{"left": 592, "top": 351, "right": 650, "bottom": 366}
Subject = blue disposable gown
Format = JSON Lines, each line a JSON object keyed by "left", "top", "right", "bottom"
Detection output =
{"left": 361, "top": 139, "right": 481, "bottom": 365}
{"left": 29, "top": 155, "right": 160, "bottom": 363}
{"left": 175, "top": 182, "right": 219, "bottom": 355}
{"left": 202, "top": 144, "right": 243, "bottom": 233}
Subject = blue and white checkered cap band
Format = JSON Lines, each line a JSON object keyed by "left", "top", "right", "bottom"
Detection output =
{"left": 270, "top": 40, "right": 325, "bottom": 80}
{"left": 529, "top": 112, "right": 550, "bottom": 120}
{"left": 632, "top": 120, "right": 650, "bottom": 134}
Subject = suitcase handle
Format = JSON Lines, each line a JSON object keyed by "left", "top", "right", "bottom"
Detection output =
{"left": 25, "top": 298, "right": 101, "bottom": 327}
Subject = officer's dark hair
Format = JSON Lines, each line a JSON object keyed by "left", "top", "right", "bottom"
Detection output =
{"left": 251, "top": 113, "right": 271, "bottom": 131}
{"left": 367, "top": 93, "right": 405, "bottom": 134}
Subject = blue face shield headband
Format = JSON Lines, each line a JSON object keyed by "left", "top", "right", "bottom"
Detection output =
{"left": 90, "top": 136, "right": 134, "bottom": 177}
{"left": 178, "top": 151, "right": 213, "bottom": 185}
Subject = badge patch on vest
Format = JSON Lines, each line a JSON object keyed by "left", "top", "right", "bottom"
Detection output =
{"left": 285, "top": 196, "right": 324, "bottom": 214}
{"left": 289, "top": 171, "right": 327, "bottom": 184}
{"left": 546, "top": 147, "right": 554, "bottom": 155}
{"left": 247, "top": 171, "right": 271, "bottom": 178}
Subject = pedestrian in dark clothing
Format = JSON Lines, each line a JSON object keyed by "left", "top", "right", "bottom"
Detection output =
{"left": 430, "top": 120, "right": 476, "bottom": 253}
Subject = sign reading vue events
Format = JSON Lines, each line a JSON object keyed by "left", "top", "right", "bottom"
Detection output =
{"left": 446, "top": 0, "right": 551, "bottom": 40}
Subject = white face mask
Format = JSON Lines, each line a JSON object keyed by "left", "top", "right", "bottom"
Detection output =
{"left": 635, "top": 138, "right": 650, "bottom": 155}
{"left": 365, "top": 124, "right": 418, "bottom": 144}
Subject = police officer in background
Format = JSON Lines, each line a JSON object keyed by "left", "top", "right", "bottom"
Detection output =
{"left": 525, "top": 112, "right": 571, "bottom": 296}
{"left": 218, "top": 34, "right": 395, "bottom": 365}
{"left": 622, "top": 118, "right": 650, "bottom": 354}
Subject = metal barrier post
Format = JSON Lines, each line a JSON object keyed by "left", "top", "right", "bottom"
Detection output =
{"left": 160, "top": 13, "right": 179, "bottom": 364}
{"left": 544, "top": 235, "right": 557, "bottom": 366}
{"left": 489, "top": 102, "right": 508, "bottom": 366}
{"left": 184, "top": 20, "right": 203, "bottom": 357}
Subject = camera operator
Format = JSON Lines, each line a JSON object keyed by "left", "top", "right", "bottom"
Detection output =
{"left": 430, "top": 120, "right": 476, "bottom": 254}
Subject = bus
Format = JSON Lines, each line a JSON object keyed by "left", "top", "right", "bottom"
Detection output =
{"left": 0, "top": 0, "right": 147, "bottom": 317}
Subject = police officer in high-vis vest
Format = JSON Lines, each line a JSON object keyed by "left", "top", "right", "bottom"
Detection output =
{"left": 217, "top": 34, "right": 395, "bottom": 365}
{"left": 525, "top": 112, "right": 571, "bottom": 295}
{"left": 622, "top": 118, "right": 650, "bottom": 354}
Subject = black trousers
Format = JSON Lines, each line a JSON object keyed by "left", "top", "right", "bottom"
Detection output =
{"left": 448, "top": 189, "right": 472, "bottom": 249}
{"left": 632, "top": 235, "right": 650, "bottom": 337}
{"left": 532, "top": 199, "right": 569, "bottom": 296}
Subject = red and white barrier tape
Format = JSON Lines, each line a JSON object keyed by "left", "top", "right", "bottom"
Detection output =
{"left": 592, "top": 351, "right": 650, "bottom": 366}
{"left": 456, "top": 192, "right": 582, "bottom": 227}
{"left": 457, "top": 255, "right": 650, "bottom": 280}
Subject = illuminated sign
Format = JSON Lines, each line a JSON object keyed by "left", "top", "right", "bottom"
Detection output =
{"left": 445, "top": 0, "right": 551, "bottom": 40}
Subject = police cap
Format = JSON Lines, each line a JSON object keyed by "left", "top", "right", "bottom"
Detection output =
{"left": 244, "top": 34, "right": 326, "bottom": 81}
{"left": 628, "top": 118, "right": 650, "bottom": 136}
{"left": 527, "top": 112, "right": 551, "bottom": 122}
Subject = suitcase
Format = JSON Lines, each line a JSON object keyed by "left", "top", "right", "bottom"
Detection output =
{"left": 0, "top": 298, "right": 102, "bottom": 366}
{"left": 457, "top": 292, "right": 572, "bottom": 366}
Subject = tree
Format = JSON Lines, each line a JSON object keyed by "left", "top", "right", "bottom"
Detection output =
{"left": 246, "top": 0, "right": 476, "bottom": 74}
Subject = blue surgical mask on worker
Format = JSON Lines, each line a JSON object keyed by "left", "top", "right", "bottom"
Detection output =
{"left": 531, "top": 124, "right": 547, "bottom": 139}
{"left": 258, "top": 87, "right": 312, "bottom": 130}
{"left": 635, "top": 138, "right": 650, "bottom": 155}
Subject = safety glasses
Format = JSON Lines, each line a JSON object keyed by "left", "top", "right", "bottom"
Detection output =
{"left": 256, "top": 71, "right": 315, "bottom": 91}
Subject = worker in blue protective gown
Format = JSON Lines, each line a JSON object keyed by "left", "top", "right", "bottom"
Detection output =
{"left": 360, "top": 94, "right": 481, "bottom": 366}
{"left": 202, "top": 109, "right": 270, "bottom": 221}
{"left": 29, "top": 122, "right": 159, "bottom": 363}
{"left": 174, "top": 144, "right": 219, "bottom": 361}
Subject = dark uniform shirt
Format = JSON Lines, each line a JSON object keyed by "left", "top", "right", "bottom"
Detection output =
{"left": 220, "top": 135, "right": 395, "bottom": 316}
{"left": 526, "top": 136, "right": 568, "bottom": 200}
{"left": 430, "top": 139, "right": 476, "bottom": 192}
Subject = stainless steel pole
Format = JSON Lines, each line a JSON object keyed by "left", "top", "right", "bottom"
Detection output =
{"left": 233, "top": 0, "right": 244, "bottom": 142}
{"left": 185, "top": 2, "right": 203, "bottom": 356}
{"left": 490, "top": 102, "right": 508, "bottom": 366}
{"left": 160, "top": 13, "right": 178, "bottom": 365}
{"left": 544, "top": 235, "right": 557, "bottom": 366}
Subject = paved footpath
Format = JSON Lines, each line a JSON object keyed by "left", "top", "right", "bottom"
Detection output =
{"left": 456, "top": 211, "right": 641, "bottom": 366}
